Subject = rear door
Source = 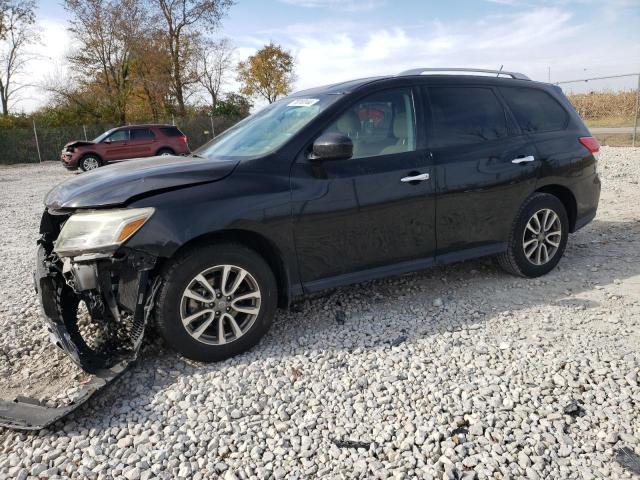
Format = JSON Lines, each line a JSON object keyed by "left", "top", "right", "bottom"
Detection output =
{"left": 424, "top": 84, "right": 539, "bottom": 260}
{"left": 291, "top": 86, "right": 437, "bottom": 288}
{"left": 129, "top": 128, "right": 157, "bottom": 158}
{"left": 102, "top": 129, "right": 130, "bottom": 161}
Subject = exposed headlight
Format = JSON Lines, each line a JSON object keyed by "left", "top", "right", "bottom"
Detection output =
{"left": 54, "top": 208, "right": 154, "bottom": 257}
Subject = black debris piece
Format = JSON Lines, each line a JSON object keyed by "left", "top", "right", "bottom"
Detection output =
{"left": 389, "top": 335, "right": 407, "bottom": 347}
{"left": 563, "top": 400, "right": 586, "bottom": 418}
{"left": 332, "top": 438, "right": 371, "bottom": 450}
{"left": 615, "top": 447, "right": 640, "bottom": 475}
{"left": 451, "top": 426, "right": 469, "bottom": 435}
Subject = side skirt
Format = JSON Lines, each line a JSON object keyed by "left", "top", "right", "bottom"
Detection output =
{"left": 301, "top": 242, "right": 506, "bottom": 294}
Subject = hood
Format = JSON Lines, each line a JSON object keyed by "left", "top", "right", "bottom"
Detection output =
{"left": 45, "top": 155, "right": 239, "bottom": 209}
{"left": 64, "top": 140, "right": 95, "bottom": 149}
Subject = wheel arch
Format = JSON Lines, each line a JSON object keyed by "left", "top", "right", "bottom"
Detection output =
{"left": 535, "top": 184, "right": 577, "bottom": 232}
{"left": 79, "top": 151, "right": 103, "bottom": 163}
{"left": 156, "top": 146, "right": 175, "bottom": 155}
{"left": 157, "top": 229, "right": 292, "bottom": 308}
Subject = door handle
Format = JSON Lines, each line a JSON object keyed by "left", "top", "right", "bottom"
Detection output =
{"left": 401, "top": 173, "right": 430, "bottom": 183}
{"left": 512, "top": 155, "right": 535, "bottom": 164}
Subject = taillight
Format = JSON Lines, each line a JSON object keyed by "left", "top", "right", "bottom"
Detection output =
{"left": 178, "top": 135, "right": 187, "bottom": 144}
{"left": 579, "top": 136, "right": 600, "bottom": 153}
{"left": 579, "top": 136, "right": 600, "bottom": 174}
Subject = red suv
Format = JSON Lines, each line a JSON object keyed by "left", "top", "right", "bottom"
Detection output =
{"left": 61, "top": 124, "right": 190, "bottom": 171}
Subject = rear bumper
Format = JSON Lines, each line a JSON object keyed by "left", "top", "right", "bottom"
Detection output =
{"left": 572, "top": 173, "right": 601, "bottom": 232}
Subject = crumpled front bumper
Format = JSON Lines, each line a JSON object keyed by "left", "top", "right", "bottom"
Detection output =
{"left": 0, "top": 242, "right": 158, "bottom": 431}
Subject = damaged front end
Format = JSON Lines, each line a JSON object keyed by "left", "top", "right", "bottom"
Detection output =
{"left": 0, "top": 208, "right": 160, "bottom": 430}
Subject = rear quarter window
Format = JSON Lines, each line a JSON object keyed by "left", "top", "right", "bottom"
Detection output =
{"left": 500, "top": 87, "right": 569, "bottom": 133}
{"left": 159, "top": 127, "right": 184, "bottom": 137}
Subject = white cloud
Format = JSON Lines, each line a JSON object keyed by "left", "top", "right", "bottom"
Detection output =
{"left": 269, "top": 7, "right": 640, "bottom": 94}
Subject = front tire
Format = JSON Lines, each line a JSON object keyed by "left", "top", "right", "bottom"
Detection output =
{"left": 155, "top": 243, "right": 277, "bottom": 362}
{"left": 497, "top": 193, "right": 569, "bottom": 278}
{"left": 79, "top": 155, "right": 101, "bottom": 171}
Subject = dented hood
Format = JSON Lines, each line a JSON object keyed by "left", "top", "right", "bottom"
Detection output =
{"left": 45, "top": 155, "right": 239, "bottom": 209}
{"left": 64, "top": 140, "right": 95, "bottom": 149}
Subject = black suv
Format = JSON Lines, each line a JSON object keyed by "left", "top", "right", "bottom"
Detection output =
{"left": 37, "top": 68, "right": 600, "bottom": 372}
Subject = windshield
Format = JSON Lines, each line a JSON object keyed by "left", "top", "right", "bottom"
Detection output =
{"left": 195, "top": 95, "right": 339, "bottom": 159}
{"left": 93, "top": 129, "right": 116, "bottom": 143}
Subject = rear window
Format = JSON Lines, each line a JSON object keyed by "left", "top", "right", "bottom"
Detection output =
{"left": 500, "top": 87, "right": 568, "bottom": 133}
{"left": 159, "top": 127, "right": 184, "bottom": 137}
{"left": 130, "top": 128, "right": 155, "bottom": 140}
{"left": 428, "top": 87, "right": 508, "bottom": 148}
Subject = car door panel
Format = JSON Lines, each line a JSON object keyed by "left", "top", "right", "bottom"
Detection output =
{"left": 291, "top": 86, "right": 436, "bottom": 286}
{"left": 423, "top": 85, "right": 540, "bottom": 256}
{"left": 292, "top": 152, "right": 435, "bottom": 284}
{"left": 433, "top": 136, "right": 539, "bottom": 254}
{"left": 102, "top": 130, "right": 130, "bottom": 161}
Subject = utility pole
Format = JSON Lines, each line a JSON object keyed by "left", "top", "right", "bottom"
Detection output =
{"left": 33, "top": 120, "right": 42, "bottom": 163}
{"left": 633, "top": 73, "right": 639, "bottom": 147}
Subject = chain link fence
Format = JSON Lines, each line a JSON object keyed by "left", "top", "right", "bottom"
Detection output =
{"left": 0, "top": 115, "right": 242, "bottom": 165}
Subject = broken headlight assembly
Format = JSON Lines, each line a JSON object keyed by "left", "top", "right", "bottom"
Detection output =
{"left": 54, "top": 207, "right": 155, "bottom": 257}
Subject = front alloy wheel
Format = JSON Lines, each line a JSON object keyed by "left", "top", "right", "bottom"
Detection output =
{"left": 155, "top": 243, "right": 277, "bottom": 362}
{"left": 80, "top": 156, "right": 100, "bottom": 171}
{"left": 180, "top": 265, "right": 261, "bottom": 345}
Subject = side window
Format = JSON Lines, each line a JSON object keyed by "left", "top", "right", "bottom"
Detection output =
{"left": 106, "top": 130, "right": 129, "bottom": 142}
{"left": 130, "top": 128, "right": 155, "bottom": 140}
{"left": 500, "top": 87, "right": 568, "bottom": 133}
{"left": 322, "top": 88, "right": 416, "bottom": 159}
{"left": 428, "top": 87, "right": 507, "bottom": 148}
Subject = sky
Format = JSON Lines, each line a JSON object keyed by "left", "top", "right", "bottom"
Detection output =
{"left": 14, "top": 0, "right": 640, "bottom": 113}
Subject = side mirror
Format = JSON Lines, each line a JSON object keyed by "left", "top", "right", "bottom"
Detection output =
{"left": 310, "top": 133, "right": 353, "bottom": 161}
{"left": 104, "top": 138, "right": 111, "bottom": 144}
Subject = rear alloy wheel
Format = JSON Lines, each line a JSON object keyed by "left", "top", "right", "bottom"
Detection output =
{"left": 80, "top": 155, "right": 101, "bottom": 171}
{"left": 157, "top": 148, "right": 174, "bottom": 156}
{"left": 497, "top": 193, "right": 569, "bottom": 278}
{"left": 155, "top": 243, "right": 277, "bottom": 362}
{"left": 522, "top": 208, "right": 562, "bottom": 266}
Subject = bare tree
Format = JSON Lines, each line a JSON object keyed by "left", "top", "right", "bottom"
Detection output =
{"left": 64, "top": 0, "right": 146, "bottom": 123}
{"left": 195, "top": 37, "right": 233, "bottom": 111}
{"left": 151, "top": 0, "right": 234, "bottom": 116}
{"left": 0, "top": 0, "right": 37, "bottom": 116}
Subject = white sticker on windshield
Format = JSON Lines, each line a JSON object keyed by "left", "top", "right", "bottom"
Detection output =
{"left": 287, "top": 98, "right": 319, "bottom": 107}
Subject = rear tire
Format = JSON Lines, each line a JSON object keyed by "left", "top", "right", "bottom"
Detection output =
{"left": 79, "top": 155, "right": 101, "bottom": 171}
{"left": 155, "top": 243, "right": 277, "bottom": 362}
{"left": 157, "top": 148, "right": 174, "bottom": 156}
{"left": 497, "top": 193, "right": 569, "bottom": 278}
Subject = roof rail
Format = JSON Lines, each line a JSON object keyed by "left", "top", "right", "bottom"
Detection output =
{"left": 397, "top": 68, "right": 530, "bottom": 80}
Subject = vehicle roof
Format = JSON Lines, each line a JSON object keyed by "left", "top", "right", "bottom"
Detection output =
{"left": 112, "top": 124, "right": 178, "bottom": 130}
{"left": 290, "top": 73, "right": 550, "bottom": 97}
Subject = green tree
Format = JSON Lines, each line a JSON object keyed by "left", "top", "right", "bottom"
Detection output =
{"left": 236, "top": 42, "right": 296, "bottom": 104}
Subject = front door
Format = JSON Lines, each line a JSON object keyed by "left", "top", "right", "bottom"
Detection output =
{"left": 423, "top": 85, "right": 540, "bottom": 260}
{"left": 291, "top": 87, "right": 436, "bottom": 290}
{"left": 102, "top": 129, "right": 131, "bottom": 161}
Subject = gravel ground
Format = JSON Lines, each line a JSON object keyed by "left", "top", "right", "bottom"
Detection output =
{"left": 0, "top": 148, "right": 639, "bottom": 479}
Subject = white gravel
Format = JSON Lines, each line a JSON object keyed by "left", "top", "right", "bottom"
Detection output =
{"left": 0, "top": 148, "right": 639, "bottom": 479}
